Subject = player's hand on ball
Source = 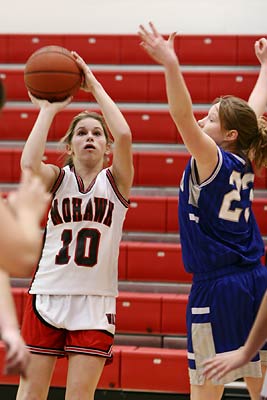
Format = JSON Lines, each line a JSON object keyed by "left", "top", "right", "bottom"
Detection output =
{"left": 28, "top": 91, "right": 72, "bottom": 112}
{"left": 72, "top": 51, "right": 99, "bottom": 93}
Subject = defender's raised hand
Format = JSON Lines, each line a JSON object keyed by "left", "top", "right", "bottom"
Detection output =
{"left": 138, "top": 21, "right": 177, "bottom": 66}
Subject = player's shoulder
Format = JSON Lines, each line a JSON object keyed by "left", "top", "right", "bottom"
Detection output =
{"left": 220, "top": 148, "right": 248, "bottom": 167}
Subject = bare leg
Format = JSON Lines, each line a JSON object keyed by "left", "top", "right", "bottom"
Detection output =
{"left": 65, "top": 354, "right": 105, "bottom": 400}
{"left": 191, "top": 380, "right": 224, "bottom": 400}
{"left": 245, "top": 366, "right": 266, "bottom": 400}
{"left": 16, "top": 354, "right": 57, "bottom": 400}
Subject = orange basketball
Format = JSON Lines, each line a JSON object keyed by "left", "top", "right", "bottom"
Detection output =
{"left": 24, "top": 45, "right": 83, "bottom": 102}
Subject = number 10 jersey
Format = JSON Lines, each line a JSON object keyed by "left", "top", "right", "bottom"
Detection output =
{"left": 30, "top": 166, "right": 129, "bottom": 296}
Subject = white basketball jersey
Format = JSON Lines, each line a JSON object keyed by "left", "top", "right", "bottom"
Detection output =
{"left": 30, "top": 166, "right": 129, "bottom": 296}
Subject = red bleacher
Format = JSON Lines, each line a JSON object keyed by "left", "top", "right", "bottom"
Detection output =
{"left": 0, "top": 33, "right": 262, "bottom": 65}
{"left": 0, "top": 68, "right": 259, "bottom": 103}
{"left": 0, "top": 107, "right": 181, "bottom": 143}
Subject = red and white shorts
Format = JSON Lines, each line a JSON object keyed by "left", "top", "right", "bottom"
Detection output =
{"left": 21, "top": 294, "right": 114, "bottom": 363}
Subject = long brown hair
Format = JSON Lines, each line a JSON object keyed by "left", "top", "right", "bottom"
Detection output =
{"left": 215, "top": 95, "right": 267, "bottom": 169}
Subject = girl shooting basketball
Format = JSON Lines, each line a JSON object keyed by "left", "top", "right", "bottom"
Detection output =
{"left": 16, "top": 53, "right": 134, "bottom": 400}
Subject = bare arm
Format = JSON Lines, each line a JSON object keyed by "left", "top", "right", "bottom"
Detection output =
{"left": 0, "top": 169, "right": 50, "bottom": 276}
{"left": 248, "top": 38, "right": 267, "bottom": 117}
{"left": 138, "top": 22, "right": 218, "bottom": 181}
{"left": 0, "top": 270, "right": 30, "bottom": 377}
{"left": 203, "top": 290, "right": 267, "bottom": 380}
{"left": 20, "top": 94, "right": 72, "bottom": 191}
{"left": 73, "top": 52, "right": 134, "bottom": 199}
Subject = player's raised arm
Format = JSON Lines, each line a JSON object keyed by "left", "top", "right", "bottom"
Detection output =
{"left": 73, "top": 51, "right": 134, "bottom": 199}
{"left": 20, "top": 94, "right": 72, "bottom": 191}
{"left": 138, "top": 22, "right": 218, "bottom": 183}
{"left": 248, "top": 38, "right": 267, "bottom": 117}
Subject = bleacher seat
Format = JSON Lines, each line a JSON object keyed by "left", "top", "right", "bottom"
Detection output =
{"left": 209, "top": 71, "right": 258, "bottom": 102}
{"left": 119, "top": 34, "right": 155, "bottom": 64}
{"left": 237, "top": 35, "right": 264, "bottom": 65}
{"left": 136, "top": 151, "right": 189, "bottom": 187}
{"left": 120, "top": 347, "right": 190, "bottom": 393}
{"left": 0, "top": 107, "right": 179, "bottom": 143}
{"left": 64, "top": 35, "right": 121, "bottom": 64}
{"left": 125, "top": 196, "right": 167, "bottom": 233}
{"left": 148, "top": 70, "right": 210, "bottom": 103}
{"left": 116, "top": 292, "right": 162, "bottom": 334}
{"left": 7, "top": 35, "right": 64, "bottom": 63}
{"left": 0, "top": 108, "right": 41, "bottom": 141}
{"left": 0, "top": 33, "right": 263, "bottom": 66}
{"left": 177, "top": 35, "right": 237, "bottom": 65}
{"left": 161, "top": 294, "right": 188, "bottom": 335}
{"left": 0, "top": 36, "right": 8, "bottom": 63}
{"left": 121, "top": 109, "right": 179, "bottom": 144}
{"left": 126, "top": 242, "right": 191, "bottom": 283}
{"left": 0, "top": 68, "right": 260, "bottom": 103}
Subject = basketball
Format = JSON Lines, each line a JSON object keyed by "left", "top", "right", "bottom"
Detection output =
{"left": 24, "top": 45, "right": 83, "bottom": 102}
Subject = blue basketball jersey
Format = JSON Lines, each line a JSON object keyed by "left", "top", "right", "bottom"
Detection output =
{"left": 179, "top": 147, "right": 264, "bottom": 277}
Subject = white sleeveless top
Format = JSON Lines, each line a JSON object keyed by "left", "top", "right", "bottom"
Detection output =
{"left": 30, "top": 166, "right": 129, "bottom": 297}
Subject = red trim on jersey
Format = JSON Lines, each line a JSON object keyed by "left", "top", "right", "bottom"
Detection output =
{"left": 51, "top": 168, "right": 65, "bottom": 195}
{"left": 106, "top": 169, "right": 129, "bottom": 208}
{"left": 71, "top": 166, "right": 97, "bottom": 193}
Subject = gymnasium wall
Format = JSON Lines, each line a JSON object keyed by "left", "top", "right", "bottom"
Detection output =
{"left": 1, "top": 0, "right": 266, "bottom": 34}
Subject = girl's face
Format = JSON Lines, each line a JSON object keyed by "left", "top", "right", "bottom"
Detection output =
{"left": 68, "top": 117, "right": 109, "bottom": 165}
{"left": 197, "top": 103, "right": 224, "bottom": 145}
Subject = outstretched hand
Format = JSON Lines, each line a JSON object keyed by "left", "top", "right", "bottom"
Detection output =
{"left": 138, "top": 21, "right": 177, "bottom": 66}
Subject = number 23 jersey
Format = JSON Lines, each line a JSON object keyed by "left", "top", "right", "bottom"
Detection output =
{"left": 30, "top": 166, "right": 129, "bottom": 296}
{"left": 178, "top": 147, "right": 265, "bottom": 275}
